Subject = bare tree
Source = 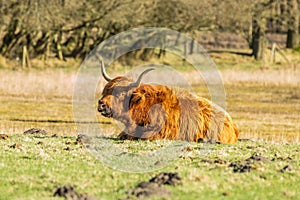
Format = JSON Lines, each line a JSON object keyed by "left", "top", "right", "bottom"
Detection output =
{"left": 0, "top": 0, "right": 298, "bottom": 64}
{"left": 286, "top": 0, "right": 299, "bottom": 48}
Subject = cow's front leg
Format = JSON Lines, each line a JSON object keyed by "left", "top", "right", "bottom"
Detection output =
{"left": 118, "top": 131, "right": 136, "bottom": 140}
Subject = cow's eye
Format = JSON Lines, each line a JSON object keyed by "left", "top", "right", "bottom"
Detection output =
{"left": 119, "top": 92, "right": 126, "bottom": 97}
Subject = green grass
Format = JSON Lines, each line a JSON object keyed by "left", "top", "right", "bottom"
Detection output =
{"left": 0, "top": 68, "right": 299, "bottom": 199}
{"left": 0, "top": 134, "right": 299, "bottom": 199}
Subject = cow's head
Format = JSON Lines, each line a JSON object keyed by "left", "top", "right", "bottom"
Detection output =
{"left": 97, "top": 59, "right": 154, "bottom": 122}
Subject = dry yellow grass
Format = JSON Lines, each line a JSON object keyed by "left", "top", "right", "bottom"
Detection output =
{"left": 0, "top": 70, "right": 76, "bottom": 97}
{"left": 1, "top": 68, "right": 299, "bottom": 97}
{"left": 221, "top": 69, "right": 300, "bottom": 86}
{"left": 0, "top": 68, "right": 299, "bottom": 143}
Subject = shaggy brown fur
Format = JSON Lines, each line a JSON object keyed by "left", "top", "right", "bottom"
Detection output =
{"left": 98, "top": 74, "right": 239, "bottom": 144}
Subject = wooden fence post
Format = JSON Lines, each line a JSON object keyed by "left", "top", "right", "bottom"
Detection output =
{"left": 22, "top": 45, "right": 31, "bottom": 68}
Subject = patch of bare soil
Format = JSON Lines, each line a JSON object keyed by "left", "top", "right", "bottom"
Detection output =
{"left": 53, "top": 186, "right": 96, "bottom": 200}
{"left": 0, "top": 134, "right": 9, "bottom": 140}
{"left": 76, "top": 134, "right": 91, "bottom": 144}
{"left": 9, "top": 143, "right": 22, "bottom": 149}
{"left": 126, "top": 182, "right": 170, "bottom": 199}
{"left": 149, "top": 172, "right": 182, "bottom": 186}
{"left": 23, "top": 128, "right": 47, "bottom": 135}
{"left": 213, "top": 158, "right": 227, "bottom": 165}
{"left": 229, "top": 153, "right": 271, "bottom": 173}
{"left": 280, "top": 165, "right": 293, "bottom": 173}
{"left": 229, "top": 162, "right": 252, "bottom": 173}
{"left": 124, "top": 172, "right": 181, "bottom": 199}
{"left": 201, "top": 158, "right": 227, "bottom": 165}
{"left": 245, "top": 152, "right": 271, "bottom": 163}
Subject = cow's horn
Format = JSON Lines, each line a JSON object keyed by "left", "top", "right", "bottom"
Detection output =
{"left": 131, "top": 68, "right": 155, "bottom": 87}
{"left": 96, "top": 54, "right": 112, "bottom": 82}
{"left": 100, "top": 60, "right": 112, "bottom": 82}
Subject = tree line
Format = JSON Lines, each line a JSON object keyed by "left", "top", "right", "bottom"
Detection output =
{"left": 0, "top": 0, "right": 299, "bottom": 63}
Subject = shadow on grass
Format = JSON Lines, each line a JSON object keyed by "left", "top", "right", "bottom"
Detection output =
{"left": 6, "top": 118, "right": 111, "bottom": 124}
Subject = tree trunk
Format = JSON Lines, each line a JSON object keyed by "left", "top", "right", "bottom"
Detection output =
{"left": 189, "top": 39, "right": 194, "bottom": 55}
{"left": 252, "top": 16, "right": 266, "bottom": 60}
{"left": 0, "top": 19, "right": 21, "bottom": 56}
{"left": 55, "top": 32, "right": 64, "bottom": 60}
{"left": 286, "top": 0, "right": 299, "bottom": 48}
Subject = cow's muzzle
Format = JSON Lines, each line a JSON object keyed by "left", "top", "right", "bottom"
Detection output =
{"left": 98, "top": 100, "right": 113, "bottom": 118}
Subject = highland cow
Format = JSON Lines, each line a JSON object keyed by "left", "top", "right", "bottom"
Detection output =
{"left": 97, "top": 61, "right": 239, "bottom": 144}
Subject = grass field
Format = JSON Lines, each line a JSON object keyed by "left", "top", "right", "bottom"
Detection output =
{"left": 0, "top": 66, "right": 299, "bottom": 199}
{"left": 1, "top": 134, "right": 299, "bottom": 199}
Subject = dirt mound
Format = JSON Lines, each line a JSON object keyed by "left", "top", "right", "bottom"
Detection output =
{"left": 245, "top": 153, "right": 270, "bottom": 163}
{"left": 149, "top": 172, "right": 182, "bottom": 186}
{"left": 229, "top": 152, "right": 271, "bottom": 173}
{"left": 280, "top": 165, "right": 293, "bottom": 173}
{"left": 214, "top": 158, "right": 227, "bottom": 165}
{"left": 76, "top": 134, "right": 91, "bottom": 144}
{"left": 9, "top": 143, "right": 22, "bottom": 149}
{"left": 229, "top": 162, "right": 252, "bottom": 173}
{"left": 23, "top": 128, "right": 47, "bottom": 135}
{"left": 53, "top": 186, "right": 78, "bottom": 199}
{"left": 127, "top": 182, "right": 170, "bottom": 199}
{"left": 53, "top": 186, "right": 95, "bottom": 200}
{"left": 125, "top": 172, "right": 181, "bottom": 199}
{"left": 0, "top": 134, "right": 9, "bottom": 140}
{"left": 201, "top": 158, "right": 227, "bottom": 165}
